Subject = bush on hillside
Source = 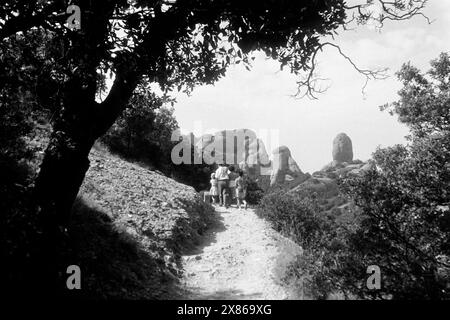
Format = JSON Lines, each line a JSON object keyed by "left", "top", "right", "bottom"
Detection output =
{"left": 337, "top": 137, "right": 450, "bottom": 299}
{"left": 245, "top": 180, "right": 265, "bottom": 205}
{"left": 256, "top": 189, "right": 361, "bottom": 299}
{"left": 257, "top": 191, "right": 323, "bottom": 247}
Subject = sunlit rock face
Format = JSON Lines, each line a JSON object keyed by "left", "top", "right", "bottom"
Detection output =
{"left": 195, "top": 129, "right": 271, "bottom": 186}
{"left": 193, "top": 129, "right": 308, "bottom": 191}
{"left": 289, "top": 133, "right": 371, "bottom": 217}
{"left": 332, "top": 133, "right": 353, "bottom": 163}
{"left": 270, "top": 146, "right": 307, "bottom": 187}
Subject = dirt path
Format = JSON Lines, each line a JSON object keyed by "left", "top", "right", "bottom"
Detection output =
{"left": 180, "top": 205, "right": 303, "bottom": 300}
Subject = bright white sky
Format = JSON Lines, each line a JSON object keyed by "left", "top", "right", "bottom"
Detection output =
{"left": 172, "top": 0, "right": 450, "bottom": 173}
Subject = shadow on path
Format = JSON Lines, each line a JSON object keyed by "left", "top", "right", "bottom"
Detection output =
{"left": 186, "top": 289, "right": 264, "bottom": 300}
{"left": 182, "top": 206, "right": 227, "bottom": 257}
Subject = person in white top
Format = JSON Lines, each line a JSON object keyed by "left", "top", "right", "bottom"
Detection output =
{"left": 215, "top": 164, "right": 231, "bottom": 207}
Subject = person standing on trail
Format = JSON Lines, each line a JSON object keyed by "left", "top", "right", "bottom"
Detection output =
{"left": 215, "top": 163, "right": 231, "bottom": 208}
{"left": 235, "top": 170, "right": 248, "bottom": 210}
{"left": 209, "top": 173, "right": 219, "bottom": 204}
{"left": 228, "top": 165, "right": 238, "bottom": 206}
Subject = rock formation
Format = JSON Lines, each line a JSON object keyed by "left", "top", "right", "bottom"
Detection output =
{"left": 193, "top": 129, "right": 308, "bottom": 190}
{"left": 332, "top": 133, "right": 353, "bottom": 163}
{"left": 287, "top": 132, "right": 379, "bottom": 220}
{"left": 196, "top": 129, "right": 270, "bottom": 169}
{"left": 195, "top": 129, "right": 272, "bottom": 189}
{"left": 270, "top": 146, "right": 307, "bottom": 187}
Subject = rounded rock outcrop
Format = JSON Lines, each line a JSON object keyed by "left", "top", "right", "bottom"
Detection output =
{"left": 332, "top": 133, "right": 353, "bottom": 163}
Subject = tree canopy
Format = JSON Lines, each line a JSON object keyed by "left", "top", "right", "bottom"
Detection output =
{"left": 340, "top": 53, "right": 450, "bottom": 299}
{"left": 1, "top": 1, "right": 429, "bottom": 100}
{"left": 382, "top": 52, "right": 450, "bottom": 136}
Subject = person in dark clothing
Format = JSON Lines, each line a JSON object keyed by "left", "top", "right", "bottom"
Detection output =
{"left": 228, "top": 165, "right": 238, "bottom": 207}
{"left": 235, "top": 170, "right": 248, "bottom": 209}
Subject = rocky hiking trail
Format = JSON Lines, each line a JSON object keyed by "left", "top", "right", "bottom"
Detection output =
{"left": 180, "top": 205, "right": 304, "bottom": 300}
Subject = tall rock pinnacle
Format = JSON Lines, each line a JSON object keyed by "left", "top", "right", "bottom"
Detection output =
{"left": 332, "top": 133, "right": 353, "bottom": 163}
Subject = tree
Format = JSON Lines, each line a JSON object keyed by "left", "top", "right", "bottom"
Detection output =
{"left": 382, "top": 52, "right": 450, "bottom": 136}
{"left": 0, "top": 0, "right": 428, "bottom": 228}
{"left": 101, "top": 85, "right": 178, "bottom": 166}
{"left": 339, "top": 53, "right": 450, "bottom": 299}
{"left": 0, "top": 29, "right": 59, "bottom": 162}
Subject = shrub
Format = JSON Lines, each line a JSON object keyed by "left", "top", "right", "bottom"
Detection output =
{"left": 257, "top": 191, "right": 324, "bottom": 247}
{"left": 256, "top": 189, "right": 361, "bottom": 299}
{"left": 245, "top": 180, "right": 264, "bottom": 205}
{"left": 337, "top": 136, "right": 450, "bottom": 299}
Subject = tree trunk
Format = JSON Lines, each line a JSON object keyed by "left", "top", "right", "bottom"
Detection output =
{"left": 26, "top": 3, "right": 141, "bottom": 294}
{"left": 34, "top": 69, "right": 140, "bottom": 228}
{"left": 31, "top": 101, "right": 97, "bottom": 295}
{"left": 34, "top": 127, "right": 94, "bottom": 228}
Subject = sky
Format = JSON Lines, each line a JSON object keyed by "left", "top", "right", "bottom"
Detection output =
{"left": 171, "top": 0, "right": 450, "bottom": 173}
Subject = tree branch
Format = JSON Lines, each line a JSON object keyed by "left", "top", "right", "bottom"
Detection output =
{"left": 0, "top": 3, "right": 66, "bottom": 40}
{"left": 344, "top": 0, "right": 432, "bottom": 28}
{"left": 294, "top": 41, "right": 388, "bottom": 99}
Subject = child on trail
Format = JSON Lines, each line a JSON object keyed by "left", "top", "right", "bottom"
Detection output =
{"left": 235, "top": 170, "right": 248, "bottom": 210}
{"left": 210, "top": 173, "right": 219, "bottom": 204}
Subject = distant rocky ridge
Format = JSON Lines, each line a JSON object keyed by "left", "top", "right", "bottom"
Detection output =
{"left": 185, "top": 129, "right": 371, "bottom": 208}
{"left": 190, "top": 129, "right": 306, "bottom": 190}
{"left": 196, "top": 129, "right": 270, "bottom": 177}
{"left": 289, "top": 133, "right": 373, "bottom": 216}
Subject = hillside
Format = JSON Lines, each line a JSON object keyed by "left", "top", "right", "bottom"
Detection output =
{"left": 24, "top": 124, "right": 215, "bottom": 299}
{"left": 289, "top": 159, "right": 371, "bottom": 216}
{"left": 67, "top": 146, "right": 214, "bottom": 299}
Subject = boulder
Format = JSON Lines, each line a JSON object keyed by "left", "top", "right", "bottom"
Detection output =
{"left": 332, "top": 133, "right": 353, "bottom": 163}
